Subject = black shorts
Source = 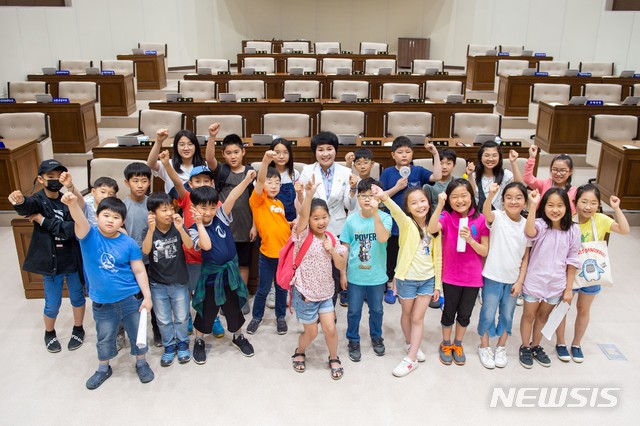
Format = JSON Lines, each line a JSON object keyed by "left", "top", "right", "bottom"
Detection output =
{"left": 235, "top": 241, "right": 253, "bottom": 267}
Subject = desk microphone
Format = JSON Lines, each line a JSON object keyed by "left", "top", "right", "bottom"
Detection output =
{"left": 400, "top": 166, "right": 410, "bottom": 178}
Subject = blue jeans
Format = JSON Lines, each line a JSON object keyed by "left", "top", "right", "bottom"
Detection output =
{"left": 93, "top": 293, "right": 148, "bottom": 361}
{"left": 477, "top": 277, "right": 518, "bottom": 338}
{"left": 252, "top": 254, "right": 287, "bottom": 320}
{"left": 346, "top": 282, "right": 386, "bottom": 343}
{"left": 43, "top": 272, "right": 85, "bottom": 318}
{"left": 150, "top": 282, "right": 190, "bottom": 347}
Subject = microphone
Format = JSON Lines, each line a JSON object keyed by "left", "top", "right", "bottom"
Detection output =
{"left": 399, "top": 166, "right": 410, "bottom": 178}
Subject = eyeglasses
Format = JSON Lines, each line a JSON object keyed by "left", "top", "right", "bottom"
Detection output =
{"left": 551, "top": 168, "right": 570, "bottom": 175}
{"left": 358, "top": 194, "right": 374, "bottom": 200}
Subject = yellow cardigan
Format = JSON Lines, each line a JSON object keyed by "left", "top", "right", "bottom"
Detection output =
{"left": 385, "top": 197, "right": 442, "bottom": 291}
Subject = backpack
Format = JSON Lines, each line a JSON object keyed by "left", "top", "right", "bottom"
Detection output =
{"left": 276, "top": 230, "right": 336, "bottom": 292}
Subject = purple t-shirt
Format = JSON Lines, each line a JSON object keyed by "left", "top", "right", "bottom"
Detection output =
{"left": 523, "top": 218, "right": 581, "bottom": 299}
{"left": 439, "top": 209, "right": 489, "bottom": 287}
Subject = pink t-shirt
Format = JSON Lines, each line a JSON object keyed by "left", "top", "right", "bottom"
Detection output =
{"left": 524, "top": 158, "right": 577, "bottom": 214}
{"left": 439, "top": 209, "right": 489, "bottom": 287}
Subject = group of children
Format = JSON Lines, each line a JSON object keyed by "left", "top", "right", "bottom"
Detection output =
{"left": 9, "top": 124, "right": 630, "bottom": 387}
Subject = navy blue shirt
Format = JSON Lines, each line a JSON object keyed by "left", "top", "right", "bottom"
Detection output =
{"left": 189, "top": 208, "right": 236, "bottom": 266}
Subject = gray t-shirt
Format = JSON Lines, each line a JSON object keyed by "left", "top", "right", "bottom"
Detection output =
{"left": 424, "top": 175, "right": 456, "bottom": 214}
{"left": 124, "top": 196, "right": 149, "bottom": 264}
{"left": 214, "top": 164, "right": 253, "bottom": 242}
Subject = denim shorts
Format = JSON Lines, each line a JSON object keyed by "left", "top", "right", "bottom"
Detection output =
{"left": 573, "top": 284, "right": 601, "bottom": 295}
{"left": 292, "top": 288, "right": 334, "bottom": 324}
{"left": 93, "top": 293, "right": 148, "bottom": 361}
{"left": 522, "top": 292, "right": 562, "bottom": 305}
{"left": 395, "top": 277, "right": 435, "bottom": 299}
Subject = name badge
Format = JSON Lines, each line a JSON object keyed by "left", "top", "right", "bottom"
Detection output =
{"left": 577, "top": 72, "right": 592, "bottom": 77}
{"left": 534, "top": 53, "right": 547, "bottom": 57}
{"left": 0, "top": 98, "right": 16, "bottom": 103}
{"left": 586, "top": 100, "right": 603, "bottom": 106}
{"left": 101, "top": 70, "right": 115, "bottom": 75}
{"left": 52, "top": 97, "right": 70, "bottom": 103}
{"left": 55, "top": 70, "right": 70, "bottom": 75}
{"left": 534, "top": 72, "right": 549, "bottom": 76}
{"left": 144, "top": 50, "right": 157, "bottom": 55}
{"left": 498, "top": 52, "right": 510, "bottom": 56}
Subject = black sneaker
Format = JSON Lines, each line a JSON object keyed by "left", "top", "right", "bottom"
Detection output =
{"left": 532, "top": 345, "right": 551, "bottom": 367}
{"left": 372, "top": 337, "right": 385, "bottom": 356}
{"left": 519, "top": 345, "right": 533, "bottom": 369}
{"left": 246, "top": 318, "right": 262, "bottom": 335}
{"left": 44, "top": 332, "right": 61, "bottom": 353}
{"left": 276, "top": 317, "right": 288, "bottom": 335}
{"left": 193, "top": 339, "right": 206, "bottom": 365}
{"left": 232, "top": 334, "right": 255, "bottom": 357}
{"left": 348, "top": 340, "right": 361, "bottom": 362}
{"left": 68, "top": 328, "right": 85, "bottom": 351}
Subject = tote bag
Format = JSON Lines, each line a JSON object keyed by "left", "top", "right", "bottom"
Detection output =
{"left": 573, "top": 218, "right": 613, "bottom": 289}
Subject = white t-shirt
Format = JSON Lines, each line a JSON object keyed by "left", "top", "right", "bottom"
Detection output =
{"left": 154, "top": 161, "right": 193, "bottom": 194}
{"left": 482, "top": 210, "right": 530, "bottom": 284}
{"left": 476, "top": 168, "right": 514, "bottom": 210}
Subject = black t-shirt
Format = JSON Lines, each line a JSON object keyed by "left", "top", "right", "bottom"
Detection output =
{"left": 148, "top": 224, "right": 189, "bottom": 285}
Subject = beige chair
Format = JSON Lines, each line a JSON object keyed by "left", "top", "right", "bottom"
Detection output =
{"left": 494, "top": 59, "right": 529, "bottom": 92}
{"left": 586, "top": 115, "right": 639, "bottom": 168}
{"left": 245, "top": 41, "right": 272, "bottom": 53}
{"left": 177, "top": 81, "right": 217, "bottom": 100}
{"left": 134, "top": 110, "right": 185, "bottom": 138}
{"left": 7, "top": 81, "right": 48, "bottom": 102}
{"left": 283, "top": 80, "right": 321, "bottom": 98}
{"left": 243, "top": 57, "right": 275, "bottom": 73}
{"left": 528, "top": 83, "right": 571, "bottom": 126}
{"left": 385, "top": 112, "right": 433, "bottom": 137}
{"left": 579, "top": 62, "right": 615, "bottom": 77}
{"left": 364, "top": 59, "right": 396, "bottom": 75}
{"left": 0, "top": 112, "right": 53, "bottom": 163}
{"left": 412, "top": 59, "right": 444, "bottom": 74}
{"left": 227, "top": 80, "right": 266, "bottom": 99}
{"left": 424, "top": 80, "right": 464, "bottom": 101}
{"left": 414, "top": 157, "right": 467, "bottom": 177}
{"left": 314, "top": 42, "right": 341, "bottom": 54}
{"left": 583, "top": 84, "right": 623, "bottom": 102}
{"left": 194, "top": 115, "right": 245, "bottom": 138}
{"left": 263, "top": 113, "right": 311, "bottom": 138}
{"left": 451, "top": 113, "right": 502, "bottom": 138}
{"left": 286, "top": 57, "right": 317, "bottom": 73}
{"left": 467, "top": 44, "right": 497, "bottom": 56}
{"left": 58, "top": 60, "right": 93, "bottom": 75}
{"left": 58, "top": 82, "right": 101, "bottom": 123}
{"left": 360, "top": 42, "right": 388, "bottom": 54}
{"left": 88, "top": 158, "right": 146, "bottom": 200}
{"left": 330, "top": 80, "right": 370, "bottom": 99}
{"left": 537, "top": 61, "right": 570, "bottom": 76}
{"left": 282, "top": 41, "right": 310, "bottom": 54}
{"left": 321, "top": 58, "right": 353, "bottom": 74}
{"left": 101, "top": 60, "right": 137, "bottom": 92}
{"left": 499, "top": 45, "right": 524, "bottom": 56}
{"left": 195, "top": 59, "right": 230, "bottom": 73}
{"left": 337, "top": 161, "right": 381, "bottom": 179}
{"left": 319, "top": 110, "right": 366, "bottom": 135}
{"left": 634, "top": 84, "right": 640, "bottom": 96}
{"left": 502, "top": 158, "right": 527, "bottom": 176}
{"left": 380, "top": 83, "right": 420, "bottom": 100}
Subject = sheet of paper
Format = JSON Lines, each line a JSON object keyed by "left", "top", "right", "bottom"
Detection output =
{"left": 457, "top": 217, "right": 468, "bottom": 252}
{"left": 136, "top": 308, "right": 148, "bottom": 349}
{"left": 542, "top": 301, "right": 570, "bottom": 340}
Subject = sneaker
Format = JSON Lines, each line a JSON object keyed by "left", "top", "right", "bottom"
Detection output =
{"left": 516, "top": 295, "right": 524, "bottom": 306}
{"left": 232, "top": 333, "right": 255, "bottom": 357}
{"left": 44, "top": 332, "right": 61, "bottom": 353}
{"left": 532, "top": 345, "right": 551, "bottom": 367}
{"left": 494, "top": 346, "right": 508, "bottom": 368}
{"left": 429, "top": 299, "right": 441, "bottom": 309}
{"left": 246, "top": 318, "right": 262, "bottom": 335}
{"left": 177, "top": 341, "right": 191, "bottom": 364}
{"left": 555, "top": 344, "right": 571, "bottom": 362}
{"left": 372, "top": 337, "right": 385, "bottom": 356}
{"left": 451, "top": 343, "right": 466, "bottom": 365}
{"left": 193, "top": 339, "right": 206, "bottom": 365}
{"left": 477, "top": 346, "right": 495, "bottom": 369}
{"left": 241, "top": 302, "right": 250, "bottom": 315}
{"left": 519, "top": 345, "right": 533, "bottom": 369}
{"left": 571, "top": 345, "right": 584, "bottom": 363}
{"left": 266, "top": 288, "right": 276, "bottom": 309}
{"left": 404, "top": 343, "right": 426, "bottom": 362}
{"left": 392, "top": 356, "right": 419, "bottom": 377}
{"left": 384, "top": 289, "right": 396, "bottom": 305}
{"left": 136, "top": 361, "right": 155, "bottom": 383}
{"left": 161, "top": 345, "right": 176, "bottom": 367}
{"left": 339, "top": 291, "right": 348, "bottom": 307}
{"left": 212, "top": 317, "right": 224, "bottom": 338}
{"left": 276, "top": 317, "right": 288, "bottom": 335}
{"left": 68, "top": 328, "right": 85, "bottom": 351}
{"left": 187, "top": 314, "right": 193, "bottom": 335}
{"left": 86, "top": 366, "right": 112, "bottom": 390}
{"left": 439, "top": 342, "right": 453, "bottom": 365}
{"left": 348, "top": 340, "right": 361, "bottom": 362}
{"left": 152, "top": 329, "right": 162, "bottom": 347}
{"left": 116, "top": 331, "right": 126, "bottom": 351}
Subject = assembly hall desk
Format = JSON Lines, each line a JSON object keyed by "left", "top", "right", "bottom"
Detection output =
{"left": 466, "top": 54, "right": 554, "bottom": 91}
{"left": 597, "top": 140, "right": 640, "bottom": 210}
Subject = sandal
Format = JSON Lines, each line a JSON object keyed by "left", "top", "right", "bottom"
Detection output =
{"left": 292, "top": 348, "right": 306, "bottom": 373}
{"left": 328, "top": 357, "right": 344, "bottom": 380}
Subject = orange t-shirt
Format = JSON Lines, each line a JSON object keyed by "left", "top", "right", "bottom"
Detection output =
{"left": 249, "top": 190, "right": 291, "bottom": 258}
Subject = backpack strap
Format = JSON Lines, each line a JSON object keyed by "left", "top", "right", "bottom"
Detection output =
{"left": 215, "top": 164, "right": 231, "bottom": 193}
{"left": 293, "top": 230, "right": 314, "bottom": 270}
{"left": 325, "top": 231, "right": 337, "bottom": 246}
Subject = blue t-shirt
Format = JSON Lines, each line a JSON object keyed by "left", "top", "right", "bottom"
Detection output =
{"left": 189, "top": 208, "right": 236, "bottom": 267}
{"left": 380, "top": 165, "right": 434, "bottom": 236}
{"left": 79, "top": 226, "right": 142, "bottom": 304}
{"left": 340, "top": 210, "right": 392, "bottom": 286}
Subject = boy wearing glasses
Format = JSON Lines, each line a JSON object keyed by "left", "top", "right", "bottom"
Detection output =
{"left": 340, "top": 178, "right": 392, "bottom": 362}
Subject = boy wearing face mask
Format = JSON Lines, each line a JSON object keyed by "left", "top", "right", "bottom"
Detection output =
{"left": 8, "top": 160, "right": 86, "bottom": 354}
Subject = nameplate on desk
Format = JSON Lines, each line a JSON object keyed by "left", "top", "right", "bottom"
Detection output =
{"left": 255, "top": 71, "right": 267, "bottom": 75}
{"left": 577, "top": 72, "right": 592, "bottom": 77}
{"left": 303, "top": 71, "right": 317, "bottom": 75}
{"left": 256, "top": 50, "right": 269, "bottom": 54}
{"left": 534, "top": 53, "right": 547, "bottom": 57}
{"left": 177, "top": 97, "right": 194, "bottom": 102}
{"left": 341, "top": 51, "right": 353, "bottom": 55}
{"left": 240, "top": 98, "right": 258, "bottom": 102}
{"left": 353, "top": 70, "right": 364, "bottom": 75}
{"left": 498, "top": 52, "right": 510, "bottom": 56}
{"left": 500, "top": 140, "right": 522, "bottom": 147}
{"left": 139, "top": 140, "right": 154, "bottom": 146}
{"left": 409, "top": 98, "right": 424, "bottom": 103}
{"left": 356, "top": 98, "right": 373, "bottom": 103}
{"left": 398, "top": 71, "right": 412, "bottom": 75}
{"left": 376, "top": 51, "right": 388, "bottom": 55}
{"left": 466, "top": 98, "right": 483, "bottom": 104}
{"left": 431, "top": 140, "right": 449, "bottom": 147}
{"left": 586, "top": 100, "right": 604, "bottom": 106}
{"left": 144, "top": 50, "right": 157, "bottom": 55}
{"left": 435, "top": 71, "right": 449, "bottom": 75}
{"left": 55, "top": 70, "right": 70, "bottom": 75}
{"left": 633, "top": 74, "right": 640, "bottom": 78}
{"left": 52, "top": 97, "right": 70, "bottom": 103}
{"left": 217, "top": 71, "right": 231, "bottom": 75}
{"left": 533, "top": 72, "right": 548, "bottom": 77}
{"left": 361, "top": 139, "right": 381, "bottom": 146}
{"left": 0, "top": 98, "right": 16, "bottom": 103}
{"left": 101, "top": 70, "right": 115, "bottom": 75}
{"left": 214, "top": 139, "right": 224, "bottom": 146}
{"left": 293, "top": 50, "right": 304, "bottom": 54}
{"left": 298, "top": 97, "right": 315, "bottom": 102}
{"left": 0, "top": 141, "right": 5, "bottom": 148}
{"left": 288, "top": 140, "right": 298, "bottom": 146}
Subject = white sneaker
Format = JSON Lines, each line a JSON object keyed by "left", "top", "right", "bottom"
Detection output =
{"left": 404, "top": 343, "right": 426, "bottom": 362}
{"left": 478, "top": 345, "right": 496, "bottom": 369}
{"left": 494, "top": 346, "right": 508, "bottom": 368}
{"left": 392, "top": 356, "right": 419, "bottom": 377}
{"left": 266, "top": 288, "right": 276, "bottom": 309}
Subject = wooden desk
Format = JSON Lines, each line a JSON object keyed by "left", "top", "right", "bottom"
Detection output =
{"left": 0, "top": 139, "right": 39, "bottom": 210}
{"left": 117, "top": 53, "right": 167, "bottom": 90}
{"left": 534, "top": 102, "right": 640, "bottom": 154}
{"left": 242, "top": 39, "right": 311, "bottom": 54}
{"left": 466, "top": 55, "right": 554, "bottom": 91}
{"left": 596, "top": 140, "right": 640, "bottom": 210}
{"left": 0, "top": 100, "right": 99, "bottom": 153}
{"left": 496, "top": 75, "right": 602, "bottom": 117}
{"left": 12, "top": 218, "right": 53, "bottom": 299}
{"left": 237, "top": 53, "right": 397, "bottom": 74}
{"left": 27, "top": 73, "right": 137, "bottom": 116}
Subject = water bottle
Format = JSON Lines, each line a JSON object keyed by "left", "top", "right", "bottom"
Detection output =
{"left": 439, "top": 295, "right": 445, "bottom": 311}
